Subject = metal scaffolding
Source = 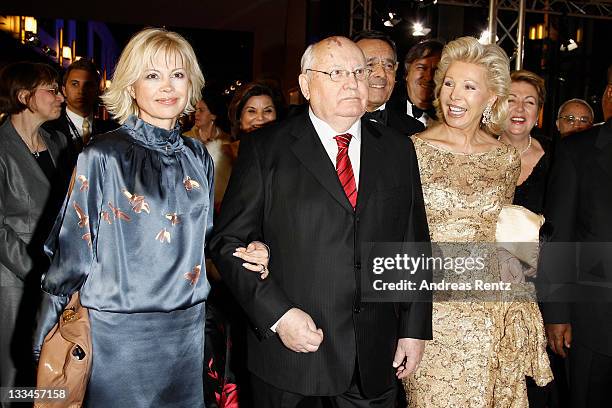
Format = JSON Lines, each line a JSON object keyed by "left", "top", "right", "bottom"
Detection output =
{"left": 349, "top": 0, "right": 373, "bottom": 36}
{"left": 438, "top": 0, "right": 611, "bottom": 68}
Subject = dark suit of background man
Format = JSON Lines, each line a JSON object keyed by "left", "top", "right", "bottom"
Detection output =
{"left": 44, "top": 58, "right": 117, "bottom": 167}
{"left": 210, "top": 36, "right": 432, "bottom": 407}
{"left": 538, "top": 65, "right": 612, "bottom": 407}
{"left": 352, "top": 30, "right": 424, "bottom": 136}
{"left": 388, "top": 39, "right": 444, "bottom": 129}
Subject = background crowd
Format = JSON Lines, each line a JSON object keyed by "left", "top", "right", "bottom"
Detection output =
{"left": 0, "top": 25, "right": 611, "bottom": 408}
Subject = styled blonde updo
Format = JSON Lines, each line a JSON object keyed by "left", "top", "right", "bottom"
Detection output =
{"left": 433, "top": 36, "right": 510, "bottom": 135}
{"left": 102, "top": 28, "right": 205, "bottom": 124}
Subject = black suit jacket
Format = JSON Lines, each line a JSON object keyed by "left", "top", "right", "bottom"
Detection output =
{"left": 538, "top": 118, "right": 612, "bottom": 356}
{"left": 43, "top": 109, "right": 118, "bottom": 168}
{"left": 210, "top": 111, "right": 432, "bottom": 396}
{"left": 385, "top": 104, "right": 425, "bottom": 136}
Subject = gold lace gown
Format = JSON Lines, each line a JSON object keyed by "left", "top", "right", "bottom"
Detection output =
{"left": 404, "top": 136, "right": 552, "bottom": 408}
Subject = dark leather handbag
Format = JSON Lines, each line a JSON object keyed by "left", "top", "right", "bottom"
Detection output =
{"left": 35, "top": 292, "right": 92, "bottom": 408}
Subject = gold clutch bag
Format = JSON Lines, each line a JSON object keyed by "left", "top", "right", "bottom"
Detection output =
{"left": 496, "top": 204, "right": 544, "bottom": 270}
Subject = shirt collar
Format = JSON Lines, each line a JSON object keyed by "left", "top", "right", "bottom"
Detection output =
{"left": 308, "top": 108, "right": 361, "bottom": 142}
{"left": 375, "top": 103, "right": 386, "bottom": 112}
{"left": 65, "top": 107, "right": 92, "bottom": 129}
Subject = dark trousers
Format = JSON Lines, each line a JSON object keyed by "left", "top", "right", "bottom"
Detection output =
{"left": 569, "top": 342, "right": 612, "bottom": 408}
{"left": 250, "top": 367, "right": 397, "bottom": 408}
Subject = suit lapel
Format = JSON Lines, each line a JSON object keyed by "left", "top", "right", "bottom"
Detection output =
{"left": 4, "top": 120, "right": 50, "bottom": 189}
{"left": 289, "top": 114, "right": 355, "bottom": 214}
{"left": 355, "top": 120, "right": 384, "bottom": 214}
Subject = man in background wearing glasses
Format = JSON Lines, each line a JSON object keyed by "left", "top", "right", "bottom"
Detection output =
{"left": 353, "top": 31, "right": 424, "bottom": 137}
{"left": 211, "top": 36, "right": 431, "bottom": 407}
{"left": 555, "top": 98, "right": 594, "bottom": 138}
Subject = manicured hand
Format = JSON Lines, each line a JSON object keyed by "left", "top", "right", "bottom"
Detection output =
{"left": 233, "top": 241, "right": 270, "bottom": 279}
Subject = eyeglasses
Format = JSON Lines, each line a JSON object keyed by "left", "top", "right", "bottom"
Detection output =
{"left": 38, "top": 87, "right": 61, "bottom": 96}
{"left": 558, "top": 115, "right": 592, "bottom": 125}
{"left": 306, "top": 68, "right": 371, "bottom": 82}
{"left": 366, "top": 58, "right": 398, "bottom": 72}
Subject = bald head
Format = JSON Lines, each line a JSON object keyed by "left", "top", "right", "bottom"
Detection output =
{"left": 298, "top": 36, "right": 368, "bottom": 132}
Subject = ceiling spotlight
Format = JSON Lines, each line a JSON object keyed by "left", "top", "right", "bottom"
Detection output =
{"left": 478, "top": 30, "right": 499, "bottom": 45}
{"left": 412, "top": 22, "right": 431, "bottom": 37}
{"left": 560, "top": 39, "right": 578, "bottom": 52}
{"left": 383, "top": 12, "right": 401, "bottom": 27}
{"left": 417, "top": 0, "right": 438, "bottom": 7}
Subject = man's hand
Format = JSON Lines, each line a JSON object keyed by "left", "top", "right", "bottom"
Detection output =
{"left": 545, "top": 323, "right": 572, "bottom": 358}
{"left": 276, "top": 308, "right": 324, "bottom": 353}
{"left": 393, "top": 338, "right": 425, "bottom": 379}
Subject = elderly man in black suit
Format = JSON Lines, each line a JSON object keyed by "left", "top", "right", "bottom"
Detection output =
{"left": 352, "top": 31, "right": 424, "bottom": 136}
{"left": 538, "top": 65, "right": 612, "bottom": 407}
{"left": 210, "top": 36, "right": 431, "bottom": 407}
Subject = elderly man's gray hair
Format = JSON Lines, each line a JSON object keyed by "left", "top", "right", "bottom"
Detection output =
{"left": 300, "top": 43, "right": 316, "bottom": 74}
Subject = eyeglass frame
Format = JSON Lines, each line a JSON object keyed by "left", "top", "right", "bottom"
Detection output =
{"left": 558, "top": 114, "right": 593, "bottom": 125}
{"left": 37, "top": 86, "right": 62, "bottom": 96}
{"left": 306, "top": 68, "right": 372, "bottom": 82}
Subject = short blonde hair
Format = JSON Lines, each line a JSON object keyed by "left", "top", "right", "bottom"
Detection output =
{"left": 433, "top": 36, "right": 510, "bottom": 135}
{"left": 102, "top": 28, "right": 205, "bottom": 124}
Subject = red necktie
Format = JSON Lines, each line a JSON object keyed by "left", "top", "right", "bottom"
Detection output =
{"left": 334, "top": 133, "right": 357, "bottom": 209}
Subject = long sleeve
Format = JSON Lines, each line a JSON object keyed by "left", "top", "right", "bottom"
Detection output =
{"left": 209, "top": 135, "right": 293, "bottom": 339}
{"left": 398, "top": 140, "right": 432, "bottom": 340}
{"left": 537, "top": 141, "right": 577, "bottom": 324}
{"left": 33, "top": 149, "right": 105, "bottom": 357}
{"left": 0, "top": 174, "right": 35, "bottom": 281}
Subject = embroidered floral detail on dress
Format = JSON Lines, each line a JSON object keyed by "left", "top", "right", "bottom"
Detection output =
{"left": 121, "top": 188, "right": 150, "bottom": 214}
{"left": 82, "top": 233, "right": 92, "bottom": 247}
{"left": 101, "top": 210, "right": 112, "bottom": 225}
{"left": 165, "top": 213, "right": 181, "bottom": 225}
{"left": 108, "top": 202, "right": 131, "bottom": 222}
{"left": 183, "top": 176, "right": 201, "bottom": 191}
{"left": 73, "top": 202, "right": 89, "bottom": 228}
{"left": 184, "top": 264, "right": 201, "bottom": 286}
{"left": 156, "top": 228, "right": 171, "bottom": 243}
{"left": 77, "top": 175, "right": 89, "bottom": 191}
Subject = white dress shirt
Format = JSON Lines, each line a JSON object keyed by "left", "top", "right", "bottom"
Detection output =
{"left": 308, "top": 108, "right": 361, "bottom": 188}
{"left": 406, "top": 100, "right": 431, "bottom": 128}
{"left": 65, "top": 107, "right": 93, "bottom": 139}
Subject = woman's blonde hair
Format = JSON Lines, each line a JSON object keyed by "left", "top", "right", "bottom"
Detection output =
{"left": 102, "top": 28, "right": 205, "bottom": 124}
{"left": 433, "top": 36, "right": 510, "bottom": 135}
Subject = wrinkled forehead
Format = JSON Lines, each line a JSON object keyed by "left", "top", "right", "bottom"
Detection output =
{"left": 313, "top": 38, "right": 365, "bottom": 68}
{"left": 562, "top": 102, "right": 591, "bottom": 115}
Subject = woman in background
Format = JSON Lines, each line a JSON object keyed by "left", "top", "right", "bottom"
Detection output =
{"left": 0, "top": 62, "right": 68, "bottom": 392}
{"left": 499, "top": 70, "right": 549, "bottom": 214}
{"left": 226, "top": 81, "right": 285, "bottom": 159}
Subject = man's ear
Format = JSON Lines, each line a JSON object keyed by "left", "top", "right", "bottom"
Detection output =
{"left": 298, "top": 73, "right": 310, "bottom": 101}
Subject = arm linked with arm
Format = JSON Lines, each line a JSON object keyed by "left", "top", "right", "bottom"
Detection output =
{"left": 209, "top": 135, "right": 293, "bottom": 339}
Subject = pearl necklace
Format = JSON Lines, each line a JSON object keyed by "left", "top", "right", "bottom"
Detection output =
{"left": 520, "top": 135, "right": 532, "bottom": 155}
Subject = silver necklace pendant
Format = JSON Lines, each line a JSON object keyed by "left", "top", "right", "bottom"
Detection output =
{"left": 32, "top": 150, "right": 40, "bottom": 158}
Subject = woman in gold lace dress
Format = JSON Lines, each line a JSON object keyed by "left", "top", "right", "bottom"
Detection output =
{"left": 403, "top": 37, "right": 552, "bottom": 407}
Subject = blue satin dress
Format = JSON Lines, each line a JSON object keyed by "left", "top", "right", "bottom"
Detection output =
{"left": 35, "top": 115, "right": 214, "bottom": 407}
